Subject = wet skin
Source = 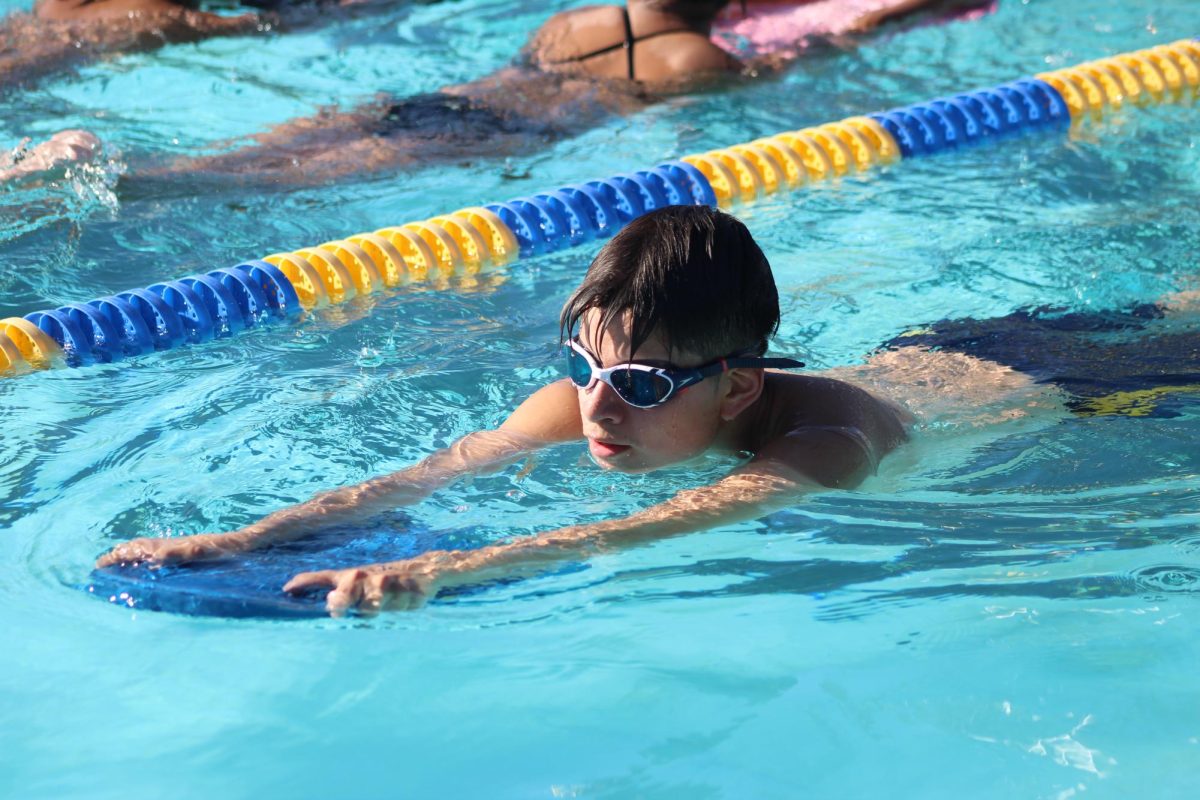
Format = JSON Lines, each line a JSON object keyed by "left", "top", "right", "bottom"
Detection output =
{"left": 1, "top": 0, "right": 975, "bottom": 185}
{"left": 0, "top": 0, "right": 262, "bottom": 92}
{"left": 97, "top": 309, "right": 908, "bottom": 615}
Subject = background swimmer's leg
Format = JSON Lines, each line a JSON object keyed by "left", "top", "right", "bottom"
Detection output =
{"left": 823, "top": 346, "right": 1066, "bottom": 429}
{"left": 121, "top": 80, "right": 608, "bottom": 191}
{"left": 6, "top": 89, "right": 580, "bottom": 194}
{"left": 121, "top": 107, "right": 437, "bottom": 190}
{"left": 874, "top": 305, "right": 1200, "bottom": 419}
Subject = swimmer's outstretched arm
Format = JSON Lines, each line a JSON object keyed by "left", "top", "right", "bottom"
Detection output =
{"left": 94, "top": 429, "right": 556, "bottom": 568}
{"left": 283, "top": 427, "right": 873, "bottom": 616}
{"left": 95, "top": 381, "right": 582, "bottom": 568}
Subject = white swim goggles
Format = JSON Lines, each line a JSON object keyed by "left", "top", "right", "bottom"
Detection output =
{"left": 566, "top": 337, "right": 804, "bottom": 409}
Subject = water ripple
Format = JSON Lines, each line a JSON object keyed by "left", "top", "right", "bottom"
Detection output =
{"left": 1130, "top": 564, "right": 1200, "bottom": 596}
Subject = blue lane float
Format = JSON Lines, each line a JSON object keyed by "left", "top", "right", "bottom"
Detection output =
{"left": 868, "top": 78, "right": 1071, "bottom": 157}
{"left": 483, "top": 160, "right": 716, "bottom": 256}
{"left": 2, "top": 38, "right": 1196, "bottom": 377}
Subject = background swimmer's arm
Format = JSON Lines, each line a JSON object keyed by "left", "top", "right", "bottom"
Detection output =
{"left": 5, "top": 0, "right": 262, "bottom": 88}
{"left": 34, "top": 0, "right": 264, "bottom": 44}
{"left": 95, "top": 381, "right": 584, "bottom": 568}
{"left": 1, "top": 2, "right": 262, "bottom": 90}
{"left": 35, "top": 0, "right": 255, "bottom": 27}
{"left": 284, "top": 435, "right": 871, "bottom": 615}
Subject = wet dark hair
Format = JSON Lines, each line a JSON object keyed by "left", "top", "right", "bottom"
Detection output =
{"left": 646, "top": 0, "right": 732, "bottom": 23}
{"left": 560, "top": 205, "right": 781, "bottom": 361}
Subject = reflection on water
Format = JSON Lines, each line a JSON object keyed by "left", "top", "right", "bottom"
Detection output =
{"left": 1, "top": 2, "right": 1199, "bottom": 796}
{"left": 434, "top": 405, "right": 1200, "bottom": 623}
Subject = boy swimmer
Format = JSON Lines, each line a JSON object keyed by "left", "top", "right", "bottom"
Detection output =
{"left": 96, "top": 205, "right": 910, "bottom": 615}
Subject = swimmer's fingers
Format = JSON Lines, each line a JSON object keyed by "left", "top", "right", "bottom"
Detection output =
{"left": 357, "top": 573, "right": 395, "bottom": 618}
{"left": 376, "top": 571, "right": 433, "bottom": 614}
{"left": 332, "top": 570, "right": 430, "bottom": 616}
{"left": 283, "top": 568, "right": 367, "bottom": 617}
{"left": 284, "top": 567, "right": 432, "bottom": 616}
{"left": 96, "top": 538, "right": 158, "bottom": 568}
{"left": 283, "top": 569, "right": 340, "bottom": 595}
{"left": 346, "top": 571, "right": 431, "bottom": 616}
{"left": 325, "top": 569, "right": 371, "bottom": 618}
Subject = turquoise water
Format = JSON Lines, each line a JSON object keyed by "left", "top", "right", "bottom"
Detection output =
{"left": 2, "top": 0, "right": 1200, "bottom": 797}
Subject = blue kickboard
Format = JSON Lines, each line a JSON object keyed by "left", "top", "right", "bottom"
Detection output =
{"left": 87, "top": 517, "right": 471, "bottom": 619}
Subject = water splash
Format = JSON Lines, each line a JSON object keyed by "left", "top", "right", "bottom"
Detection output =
{"left": 0, "top": 142, "right": 124, "bottom": 244}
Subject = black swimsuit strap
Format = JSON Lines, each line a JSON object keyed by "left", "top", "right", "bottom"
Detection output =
{"left": 544, "top": 3, "right": 694, "bottom": 82}
{"left": 620, "top": 5, "right": 636, "bottom": 80}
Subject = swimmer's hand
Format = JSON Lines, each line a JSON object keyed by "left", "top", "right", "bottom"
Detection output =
{"left": 95, "top": 532, "right": 249, "bottom": 568}
{"left": 284, "top": 555, "right": 443, "bottom": 617}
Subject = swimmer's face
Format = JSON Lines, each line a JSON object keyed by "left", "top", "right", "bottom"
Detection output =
{"left": 573, "top": 310, "right": 760, "bottom": 473}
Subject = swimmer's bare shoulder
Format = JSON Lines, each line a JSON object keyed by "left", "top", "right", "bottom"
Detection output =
{"left": 500, "top": 378, "right": 584, "bottom": 443}
{"left": 745, "top": 372, "right": 911, "bottom": 488}
{"left": 526, "top": 3, "right": 737, "bottom": 88}
{"left": 526, "top": 5, "right": 617, "bottom": 64}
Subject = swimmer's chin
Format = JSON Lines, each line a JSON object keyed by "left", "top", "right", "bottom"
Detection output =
{"left": 593, "top": 458, "right": 656, "bottom": 474}
{"left": 586, "top": 439, "right": 734, "bottom": 474}
{"left": 586, "top": 439, "right": 650, "bottom": 473}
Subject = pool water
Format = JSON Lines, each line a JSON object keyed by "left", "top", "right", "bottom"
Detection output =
{"left": 2, "top": 0, "right": 1199, "bottom": 797}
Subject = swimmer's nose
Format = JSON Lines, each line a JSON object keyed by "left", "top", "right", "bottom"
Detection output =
{"left": 579, "top": 378, "right": 626, "bottom": 425}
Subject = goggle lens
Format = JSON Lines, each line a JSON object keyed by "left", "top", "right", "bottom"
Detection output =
{"left": 610, "top": 369, "right": 673, "bottom": 407}
{"left": 566, "top": 344, "right": 676, "bottom": 408}
{"left": 567, "top": 345, "right": 593, "bottom": 387}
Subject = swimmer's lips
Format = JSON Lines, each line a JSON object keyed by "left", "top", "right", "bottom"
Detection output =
{"left": 588, "top": 438, "right": 631, "bottom": 459}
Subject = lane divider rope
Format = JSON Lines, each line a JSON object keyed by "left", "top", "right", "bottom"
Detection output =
{"left": 3, "top": 38, "right": 1195, "bottom": 377}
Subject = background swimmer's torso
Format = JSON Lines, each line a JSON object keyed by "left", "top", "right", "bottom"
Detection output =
{"left": 2, "top": 0, "right": 1200, "bottom": 796}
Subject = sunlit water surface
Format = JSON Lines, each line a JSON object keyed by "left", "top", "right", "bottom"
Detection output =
{"left": 1, "top": 0, "right": 1199, "bottom": 797}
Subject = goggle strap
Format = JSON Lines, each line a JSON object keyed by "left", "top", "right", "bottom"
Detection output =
{"left": 656, "top": 354, "right": 809, "bottom": 398}
{"left": 722, "top": 356, "right": 806, "bottom": 370}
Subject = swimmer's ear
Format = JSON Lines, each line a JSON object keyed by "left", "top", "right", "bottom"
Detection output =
{"left": 718, "top": 368, "right": 764, "bottom": 422}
